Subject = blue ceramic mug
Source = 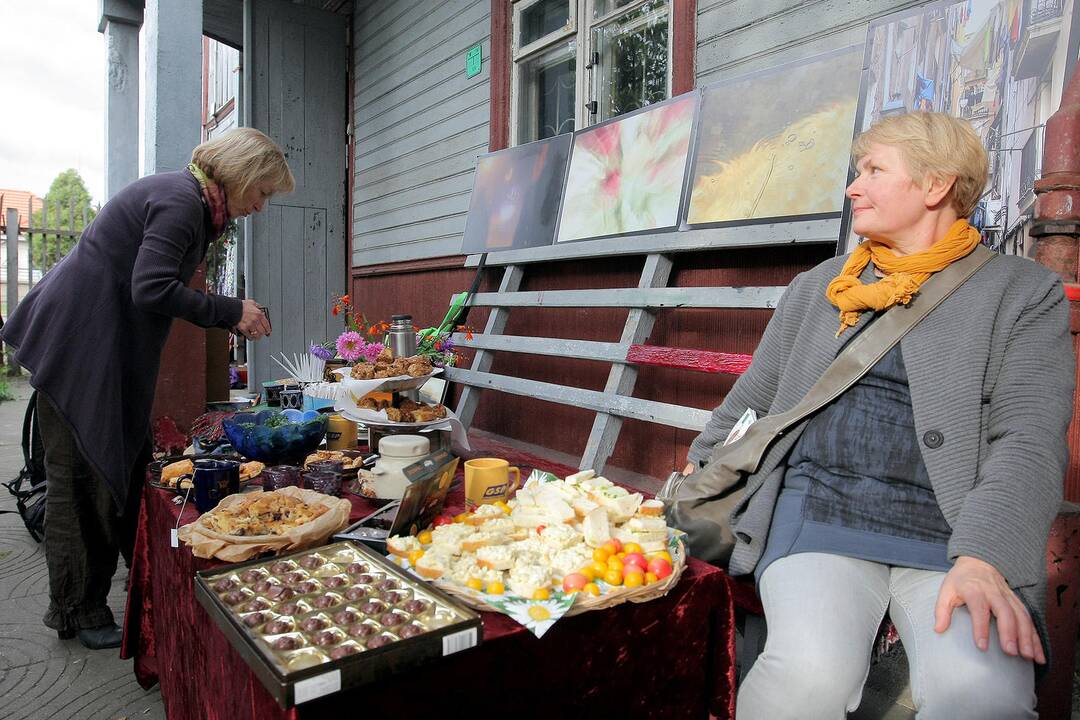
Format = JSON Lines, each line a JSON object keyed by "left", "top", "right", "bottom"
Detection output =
{"left": 192, "top": 459, "right": 241, "bottom": 513}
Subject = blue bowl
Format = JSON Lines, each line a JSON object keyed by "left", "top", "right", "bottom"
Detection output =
{"left": 221, "top": 410, "right": 328, "bottom": 465}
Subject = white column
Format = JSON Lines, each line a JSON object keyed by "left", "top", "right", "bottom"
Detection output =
{"left": 99, "top": 0, "right": 142, "bottom": 199}
{"left": 142, "top": 0, "right": 203, "bottom": 174}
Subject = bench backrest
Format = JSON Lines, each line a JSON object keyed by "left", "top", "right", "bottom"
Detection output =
{"left": 444, "top": 219, "right": 840, "bottom": 473}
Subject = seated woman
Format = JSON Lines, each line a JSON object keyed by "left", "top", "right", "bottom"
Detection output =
{"left": 683, "top": 112, "right": 1073, "bottom": 719}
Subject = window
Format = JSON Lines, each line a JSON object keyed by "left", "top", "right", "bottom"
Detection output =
{"left": 511, "top": 0, "right": 672, "bottom": 145}
{"left": 206, "top": 39, "right": 240, "bottom": 115}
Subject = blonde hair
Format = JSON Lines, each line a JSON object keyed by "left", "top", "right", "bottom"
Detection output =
{"left": 852, "top": 112, "right": 988, "bottom": 218}
{"left": 191, "top": 128, "right": 295, "bottom": 199}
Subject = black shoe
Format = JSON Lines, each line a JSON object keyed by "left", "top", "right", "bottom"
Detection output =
{"left": 57, "top": 628, "right": 76, "bottom": 640}
{"left": 76, "top": 623, "right": 123, "bottom": 650}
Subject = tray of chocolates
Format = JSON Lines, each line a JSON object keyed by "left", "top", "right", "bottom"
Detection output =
{"left": 194, "top": 540, "right": 482, "bottom": 707}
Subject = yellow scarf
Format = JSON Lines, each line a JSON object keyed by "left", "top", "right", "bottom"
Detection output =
{"left": 826, "top": 219, "right": 982, "bottom": 336}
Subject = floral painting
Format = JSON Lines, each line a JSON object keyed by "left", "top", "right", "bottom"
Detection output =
{"left": 461, "top": 134, "right": 572, "bottom": 253}
{"left": 686, "top": 46, "right": 862, "bottom": 226}
{"left": 556, "top": 94, "right": 697, "bottom": 242}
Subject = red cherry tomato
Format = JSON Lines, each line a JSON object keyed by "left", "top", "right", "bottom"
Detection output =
{"left": 562, "top": 573, "right": 589, "bottom": 592}
{"left": 536, "top": 525, "right": 547, "bottom": 535}
{"left": 647, "top": 557, "right": 673, "bottom": 579}
{"left": 609, "top": 538, "right": 623, "bottom": 553}
{"left": 622, "top": 553, "right": 648, "bottom": 571}
{"left": 432, "top": 514, "right": 454, "bottom": 527}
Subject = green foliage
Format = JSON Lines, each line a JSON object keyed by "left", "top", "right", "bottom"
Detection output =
{"left": 27, "top": 169, "right": 97, "bottom": 271}
{"left": 0, "top": 378, "right": 13, "bottom": 402}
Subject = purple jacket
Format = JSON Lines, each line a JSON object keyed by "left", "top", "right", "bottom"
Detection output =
{"left": 1, "top": 169, "right": 243, "bottom": 509}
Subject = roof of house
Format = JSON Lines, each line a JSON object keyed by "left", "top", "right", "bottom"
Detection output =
{"left": 0, "top": 189, "right": 43, "bottom": 228}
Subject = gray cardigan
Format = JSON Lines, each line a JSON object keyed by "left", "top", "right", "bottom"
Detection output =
{"left": 687, "top": 252, "right": 1075, "bottom": 639}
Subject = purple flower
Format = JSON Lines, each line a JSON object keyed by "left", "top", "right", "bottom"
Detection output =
{"left": 336, "top": 331, "right": 365, "bottom": 362}
{"left": 359, "top": 341, "right": 384, "bottom": 364}
{"left": 309, "top": 343, "right": 333, "bottom": 361}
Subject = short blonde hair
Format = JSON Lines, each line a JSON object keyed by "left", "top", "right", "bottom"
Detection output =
{"left": 852, "top": 112, "right": 988, "bottom": 218}
{"left": 191, "top": 128, "right": 295, "bottom": 199}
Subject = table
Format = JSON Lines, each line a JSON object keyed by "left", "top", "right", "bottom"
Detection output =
{"left": 121, "top": 465, "right": 741, "bottom": 719}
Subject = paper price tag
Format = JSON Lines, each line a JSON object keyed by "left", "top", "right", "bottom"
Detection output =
{"left": 294, "top": 670, "right": 341, "bottom": 704}
{"left": 442, "top": 627, "right": 478, "bottom": 656}
{"left": 723, "top": 407, "right": 758, "bottom": 447}
{"left": 170, "top": 529, "right": 179, "bottom": 548}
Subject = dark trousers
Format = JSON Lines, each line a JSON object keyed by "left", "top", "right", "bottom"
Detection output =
{"left": 36, "top": 394, "right": 143, "bottom": 631}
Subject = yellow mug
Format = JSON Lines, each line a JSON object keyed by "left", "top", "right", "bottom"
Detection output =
{"left": 464, "top": 458, "right": 520, "bottom": 510}
{"left": 325, "top": 414, "right": 358, "bottom": 450}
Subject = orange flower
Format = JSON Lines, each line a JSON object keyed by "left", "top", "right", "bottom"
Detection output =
{"left": 465, "top": 330, "right": 474, "bottom": 341}
{"left": 369, "top": 325, "right": 378, "bottom": 335}
{"left": 332, "top": 306, "right": 340, "bottom": 316}
{"left": 340, "top": 294, "right": 350, "bottom": 304}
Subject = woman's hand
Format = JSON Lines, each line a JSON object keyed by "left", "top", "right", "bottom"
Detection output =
{"left": 234, "top": 298, "right": 271, "bottom": 340}
{"left": 934, "top": 555, "right": 1045, "bottom": 663}
{"left": 682, "top": 463, "right": 696, "bottom": 476}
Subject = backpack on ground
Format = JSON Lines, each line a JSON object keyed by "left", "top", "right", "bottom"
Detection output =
{"left": 1, "top": 390, "right": 47, "bottom": 542}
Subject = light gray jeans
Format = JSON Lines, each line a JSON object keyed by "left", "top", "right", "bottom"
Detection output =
{"left": 736, "top": 552, "right": 1037, "bottom": 719}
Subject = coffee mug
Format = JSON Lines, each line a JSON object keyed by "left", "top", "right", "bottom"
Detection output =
{"left": 192, "top": 458, "right": 241, "bottom": 513}
{"left": 280, "top": 388, "right": 304, "bottom": 410}
{"left": 325, "top": 414, "right": 358, "bottom": 450}
{"left": 464, "top": 458, "right": 520, "bottom": 510}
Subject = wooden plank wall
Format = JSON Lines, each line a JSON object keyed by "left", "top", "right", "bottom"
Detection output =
{"left": 352, "top": 0, "right": 492, "bottom": 266}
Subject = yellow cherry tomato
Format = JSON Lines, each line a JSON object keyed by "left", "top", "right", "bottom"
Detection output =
{"left": 590, "top": 560, "right": 609, "bottom": 577}
{"left": 648, "top": 550, "right": 673, "bottom": 564}
{"left": 600, "top": 542, "right": 618, "bottom": 557}
{"left": 616, "top": 551, "right": 627, "bottom": 561}
{"left": 406, "top": 549, "right": 425, "bottom": 566}
{"left": 607, "top": 556, "right": 624, "bottom": 572}
{"left": 578, "top": 566, "right": 597, "bottom": 582}
{"left": 532, "top": 588, "right": 551, "bottom": 601}
{"left": 417, "top": 530, "right": 433, "bottom": 545}
{"left": 465, "top": 578, "right": 484, "bottom": 591}
{"left": 486, "top": 581, "right": 505, "bottom": 595}
{"left": 454, "top": 512, "right": 472, "bottom": 523}
{"left": 583, "top": 582, "right": 601, "bottom": 596}
{"left": 592, "top": 547, "right": 611, "bottom": 563}
{"left": 603, "top": 568, "right": 623, "bottom": 586}
{"left": 645, "top": 572, "right": 659, "bottom": 585}
{"left": 622, "top": 542, "right": 643, "bottom": 555}
{"left": 623, "top": 571, "right": 645, "bottom": 588}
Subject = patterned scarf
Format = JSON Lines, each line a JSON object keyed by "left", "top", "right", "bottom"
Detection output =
{"left": 188, "top": 162, "right": 229, "bottom": 240}
{"left": 826, "top": 219, "right": 983, "bottom": 336}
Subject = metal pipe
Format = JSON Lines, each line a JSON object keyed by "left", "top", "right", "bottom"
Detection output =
{"left": 1033, "top": 60, "right": 1080, "bottom": 283}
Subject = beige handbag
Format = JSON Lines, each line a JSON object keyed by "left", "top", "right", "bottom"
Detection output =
{"left": 662, "top": 246, "right": 994, "bottom": 565}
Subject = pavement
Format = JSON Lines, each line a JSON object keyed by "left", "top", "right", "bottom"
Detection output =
{"left": 0, "top": 375, "right": 165, "bottom": 720}
{"left": 0, "top": 371, "right": 1075, "bottom": 720}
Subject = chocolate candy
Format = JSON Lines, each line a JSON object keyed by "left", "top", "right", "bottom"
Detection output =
{"left": 379, "top": 611, "right": 407, "bottom": 627}
{"left": 346, "top": 563, "right": 368, "bottom": 576}
{"left": 314, "top": 630, "right": 341, "bottom": 647}
{"left": 296, "top": 580, "right": 320, "bottom": 594}
{"left": 403, "top": 599, "right": 431, "bottom": 615}
{"left": 366, "top": 634, "right": 395, "bottom": 649}
{"left": 360, "top": 600, "right": 386, "bottom": 615}
{"left": 213, "top": 577, "right": 237, "bottom": 592}
{"left": 377, "top": 578, "right": 400, "bottom": 591}
{"left": 344, "top": 585, "right": 369, "bottom": 602}
{"left": 242, "top": 612, "right": 269, "bottom": 628}
{"left": 299, "top": 555, "right": 324, "bottom": 569}
{"left": 312, "top": 593, "right": 341, "bottom": 609}
{"left": 332, "top": 610, "right": 358, "bottom": 625}
{"left": 240, "top": 569, "right": 266, "bottom": 583}
{"left": 301, "top": 616, "right": 328, "bottom": 632}
{"left": 398, "top": 623, "right": 424, "bottom": 639}
{"left": 282, "top": 571, "right": 307, "bottom": 586}
{"left": 323, "top": 575, "right": 348, "bottom": 589}
{"left": 272, "top": 635, "right": 299, "bottom": 651}
{"left": 379, "top": 590, "right": 407, "bottom": 605}
{"left": 354, "top": 574, "right": 375, "bottom": 585}
{"left": 265, "top": 585, "right": 294, "bottom": 601}
{"left": 330, "top": 644, "right": 360, "bottom": 660}
{"left": 270, "top": 561, "right": 296, "bottom": 574}
{"left": 243, "top": 598, "right": 271, "bottom": 613}
{"left": 347, "top": 622, "right": 378, "bottom": 638}
{"left": 265, "top": 618, "right": 295, "bottom": 635}
{"left": 277, "top": 601, "right": 306, "bottom": 616}
{"left": 252, "top": 579, "right": 276, "bottom": 594}
{"left": 222, "top": 590, "right": 250, "bottom": 606}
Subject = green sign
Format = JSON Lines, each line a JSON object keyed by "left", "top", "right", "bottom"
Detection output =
{"left": 465, "top": 44, "right": 482, "bottom": 78}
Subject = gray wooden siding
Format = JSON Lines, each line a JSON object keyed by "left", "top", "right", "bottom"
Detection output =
{"left": 695, "top": 0, "right": 926, "bottom": 83}
{"left": 352, "top": 0, "right": 491, "bottom": 266}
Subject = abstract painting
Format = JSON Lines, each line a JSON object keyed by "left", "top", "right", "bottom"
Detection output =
{"left": 461, "top": 133, "right": 573, "bottom": 253}
{"left": 686, "top": 46, "right": 863, "bottom": 226}
{"left": 556, "top": 93, "right": 697, "bottom": 243}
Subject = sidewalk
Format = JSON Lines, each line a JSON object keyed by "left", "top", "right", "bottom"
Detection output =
{"left": 0, "top": 375, "right": 165, "bottom": 720}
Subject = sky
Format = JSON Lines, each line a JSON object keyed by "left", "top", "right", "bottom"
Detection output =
{"left": 0, "top": 0, "right": 105, "bottom": 204}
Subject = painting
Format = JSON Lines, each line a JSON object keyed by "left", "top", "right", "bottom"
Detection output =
{"left": 844, "top": 0, "right": 1078, "bottom": 254}
{"left": 461, "top": 133, "right": 573, "bottom": 253}
{"left": 685, "top": 46, "right": 863, "bottom": 227}
{"left": 556, "top": 93, "right": 697, "bottom": 243}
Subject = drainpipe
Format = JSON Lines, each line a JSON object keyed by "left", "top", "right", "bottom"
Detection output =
{"left": 1033, "top": 67, "right": 1080, "bottom": 284}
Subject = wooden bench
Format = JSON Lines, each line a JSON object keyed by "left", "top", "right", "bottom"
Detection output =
{"left": 442, "top": 221, "right": 1079, "bottom": 718}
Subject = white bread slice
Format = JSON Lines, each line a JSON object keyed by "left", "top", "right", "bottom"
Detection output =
{"left": 627, "top": 516, "right": 667, "bottom": 533}
{"left": 572, "top": 496, "right": 600, "bottom": 518}
{"left": 639, "top": 537, "right": 669, "bottom": 554}
{"left": 537, "top": 496, "right": 575, "bottom": 524}
{"left": 599, "top": 492, "right": 643, "bottom": 524}
{"left": 565, "top": 469, "right": 596, "bottom": 484}
{"left": 582, "top": 506, "right": 611, "bottom": 548}
{"left": 508, "top": 565, "right": 551, "bottom": 598}
{"left": 415, "top": 552, "right": 450, "bottom": 579}
{"left": 639, "top": 499, "right": 665, "bottom": 517}
{"left": 510, "top": 506, "right": 550, "bottom": 529}
{"left": 386, "top": 535, "right": 421, "bottom": 557}
{"left": 476, "top": 544, "right": 514, "bottom": 571}
{"left": 611, "top": 526, "right": 640, "bottom": 546}
{"left": 461, "top": 531, "right": 508, "bottom": 553}
{"left": 580, "top": 476, "right": 614, "bottom": 493}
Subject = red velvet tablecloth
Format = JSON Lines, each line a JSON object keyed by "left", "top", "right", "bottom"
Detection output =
{"left": 121, "top": 468, "right": 741, "bottom": 719}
